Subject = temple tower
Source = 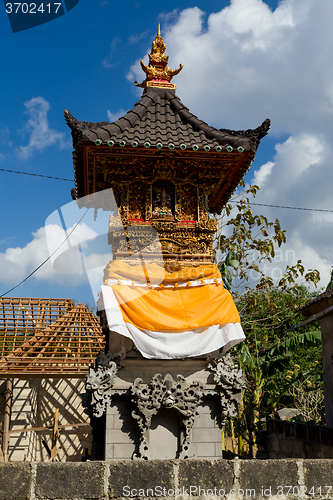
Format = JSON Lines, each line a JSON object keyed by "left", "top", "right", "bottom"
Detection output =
{"left": 65, "top": 26, "right": 270, "bottom": 460}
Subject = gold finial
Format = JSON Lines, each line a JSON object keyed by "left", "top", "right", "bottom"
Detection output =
{"left": 134, "top": 26, "right": 183, "bottom": 90}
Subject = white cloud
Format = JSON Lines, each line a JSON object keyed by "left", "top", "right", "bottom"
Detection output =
{"left": 0, "top": 223, "right": 111, "bottom": 289}
{"left": 128, "top": 30, "right": 150, "bottom": 45}
{"left": 128, "top": 0, "right": 333, "bottom": 136}
{"left": 107, "top": 108, "right": 128, "bottom": 122}
{"left": 16, "top": 97, "right": 69, "bottom": 160}
{"left": 0, "top": 126, "right": 13, "bottom": 148}
{"left": 252, "top": 161, "right": 274, "bottom": 188}
{"left": 249, "top": 133, "right": 332, "bottom": 287}
{"left": 102, "top": 37, "right": 123, "bottom": 69}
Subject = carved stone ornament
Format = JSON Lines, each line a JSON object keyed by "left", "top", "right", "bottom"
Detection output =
{"left": 207, "top": 353, "right": 246, "bottom": 419}
{"left": 83, "top": 350, "right": 118, "bottom": 418}
{"left": 131, "top": 373, "right": 203, "bottom": 460}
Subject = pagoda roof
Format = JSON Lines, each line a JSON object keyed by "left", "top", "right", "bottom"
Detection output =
{"left": 0, "top": 298, "right": 105, "bottom": 378}
{"left": 65, "top": 87, "right": 270, "bottom": 153}
{"left": 65, "top": 26, "right": 270, "bottom": 211}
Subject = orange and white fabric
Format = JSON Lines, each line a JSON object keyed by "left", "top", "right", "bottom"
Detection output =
{"left": 100, "top": 262, "right": 245, "bottom": 359}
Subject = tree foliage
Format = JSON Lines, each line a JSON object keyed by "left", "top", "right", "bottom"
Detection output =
{"left": 213, "top": 185, "right": 323, "bottom": 456}
{"left": 214, "top": 183, "right": 320, "bottom": 292}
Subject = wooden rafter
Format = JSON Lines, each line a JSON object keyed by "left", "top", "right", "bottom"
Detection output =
{"left": 0, "top": 298, "right": 105, "bottom": 377}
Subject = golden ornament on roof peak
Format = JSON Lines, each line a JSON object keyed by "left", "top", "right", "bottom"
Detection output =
{"left": 134, "top": 25, "right": 183, "bottom": 90}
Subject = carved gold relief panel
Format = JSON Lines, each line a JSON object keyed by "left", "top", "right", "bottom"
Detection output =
{"left": 145, "top": 184, "right": 152, "bottom": 221}
{"left": 128, "top": 182, "right": 146, "bottom": 221}
{"left": 179, "top": 183, "right": 197, "bottom": 221}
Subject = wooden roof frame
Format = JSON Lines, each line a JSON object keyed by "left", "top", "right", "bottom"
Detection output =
{"left": 0, "top": 298, "right": 105, "bottom": 378}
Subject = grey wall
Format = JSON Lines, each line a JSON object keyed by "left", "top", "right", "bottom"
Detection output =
{"left": 1, "top": 459, "right": 332, "bottom": 500}
{"left": 258, "top": 419, "right": 333, "bottom": 459}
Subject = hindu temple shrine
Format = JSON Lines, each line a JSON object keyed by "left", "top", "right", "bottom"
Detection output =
{"left": 65, "top": 26, "right": 270, "bottom": 460}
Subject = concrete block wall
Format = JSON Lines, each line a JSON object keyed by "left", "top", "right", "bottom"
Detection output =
{"left": 190, "top": 398, "right": 222, "bottom": 460}
{"left": 1, "top": 459, "right": 333, "bottom": 500}
{"left": 105, "top": 398, "right": 138, "bottom": 460}
{"left": 261, "top": 419, "right": 333, "bottom": 459}
{"left": 0, "top": 378, "right": 92, "bottom": 462}
{"left": 104, "top": 397, "right": 223, "bottom": 460}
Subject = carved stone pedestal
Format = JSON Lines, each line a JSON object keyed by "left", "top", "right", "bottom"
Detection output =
{"left": 84, "top": 330, "right": 245, "bottom": 461}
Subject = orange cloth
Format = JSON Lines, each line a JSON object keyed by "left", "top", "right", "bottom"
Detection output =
{"left": 111, "top": 284, "right": 240, "bottom": 332}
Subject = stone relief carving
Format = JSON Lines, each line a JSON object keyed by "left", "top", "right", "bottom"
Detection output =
{"left": 131, "top": 373, "right": 203, "bottom": 460}
{"left": 207, "top": 353, "right": 246, "bottom": 419}
{"left": 82, "top": 350, "right": 118, "bottom": 418}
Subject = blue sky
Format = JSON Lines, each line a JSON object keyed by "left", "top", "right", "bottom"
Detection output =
{"left": 0, "top": 0, "right": 332, "bottom": 308}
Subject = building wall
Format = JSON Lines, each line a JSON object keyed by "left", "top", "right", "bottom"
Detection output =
{"left": 0, "top": 378, "right": 92, "bottom": 462}
{"left": 258, "top": 418, "right": 333, "bottom": 459}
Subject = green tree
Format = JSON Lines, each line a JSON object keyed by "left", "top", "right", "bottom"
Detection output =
{"left": 213, "top": 185, "right": 323, "bottom": 456}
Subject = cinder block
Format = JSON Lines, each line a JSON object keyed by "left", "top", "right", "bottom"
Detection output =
{"left": 315, "top": 447, "right": 332, "bottom": 459}
{"left": 105, "top": 414, "right": 114, "bottom": 430}
{"left": 190, "top": 442, "right": 216, "bottom": 457}
{"left": 280, "top": 438, "right": 291, "bottom": 454}
{"left": 304, "top": 459, "right": 333, "bottom": 489}
{"left": 304, "top": 442, "right": 316, "bottom": 459}
{"left": 289, "top": 439, "right": 304, "bottom": 457}
{"left": 107, "top": 405, "right": 120, "bottom": 416}
{"left": 240, "top": 459, "right": 298, "bottom": 494}
{"left": 113, "top": 443, "right": 135, "bottom": 459}
{"left": 36, "top": 462, "right": 105, "bottom": 499}
{"left": 215, "top": 442, "right": 223, "bottom": 457}
{"left": 105, "top": 429, "right": 135, "bottom": 445}
{"left": 178, "top": 460, "right": 233, "bottom": 494}
{"left": 113, "top": 413, "right": 137, "bottom": 430}
{"left": 192, "top": 427, "right": 222, "bottom": 443}
{"left": 105, "top": 444, "right": 114, "bottom": 460}
{"left": 0, "top": 463, "right": 32, "bottom": 500}
{"left": 270, "top": 436, "right": 281, "bottom": 452}
{"left": 192, "top": 412, "right": 217, "bottom": 428}
{"left": 109, "top": 461, "right": 174, "bottom": 498}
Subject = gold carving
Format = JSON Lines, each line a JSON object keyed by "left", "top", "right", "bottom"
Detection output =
{"left": 82, "top": 146, "right": 238, "bottom": 265}
{"left": 134, "top": 25, "right": 183, "bottom": 89}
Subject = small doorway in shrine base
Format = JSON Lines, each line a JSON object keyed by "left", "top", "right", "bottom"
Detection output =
{"left": 149, "top": 408, "right": 179, "bottom": 459}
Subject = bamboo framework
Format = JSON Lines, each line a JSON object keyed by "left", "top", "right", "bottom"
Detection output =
{"left": 0, "top": 298, "right": 105, "bottom": 377}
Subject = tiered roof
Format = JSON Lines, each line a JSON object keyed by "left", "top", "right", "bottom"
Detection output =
{"left": 65, "top": 26, "right": 270, "bottom": 211}
{"left": 64, "top": 90, "right": 270, "bottom": 154}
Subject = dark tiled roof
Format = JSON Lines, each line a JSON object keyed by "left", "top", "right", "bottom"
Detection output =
{"left": 65, "top": 87, "right": 270, "bottom": 153}
{"left": 298, "top": 287, "right": 333, "bottom": 318}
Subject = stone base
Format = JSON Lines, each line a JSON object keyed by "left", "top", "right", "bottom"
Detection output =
{"left": 84, "top": 337, "right": 245, "bottom": 461}
{"left": 105, "top": 395, "right": 223, "bottom": 460}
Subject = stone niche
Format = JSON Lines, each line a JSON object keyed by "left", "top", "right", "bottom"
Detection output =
{"left": 84, "top": 326, "right": 245, "bottom": 461}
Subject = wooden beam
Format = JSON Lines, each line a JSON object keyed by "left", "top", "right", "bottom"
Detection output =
{"left": 50, "top": 409, "right": 60, "bottom": 462}
{"left": 2, "top": 379, "right": 13, "bottom": 462}
{"left": 0, "top": 423, "right": 4, "bottom": 462}
{"left": 9, "top": 422, "right": 90, "bottom": 433}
